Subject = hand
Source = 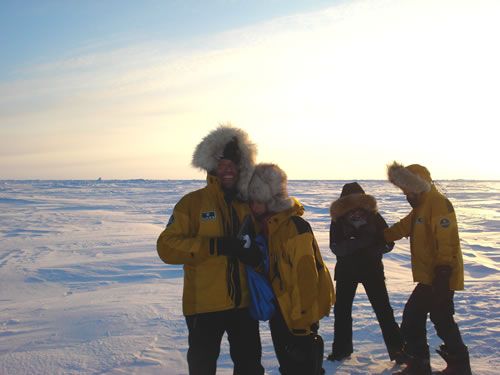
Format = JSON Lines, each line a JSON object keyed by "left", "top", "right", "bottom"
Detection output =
{"left": 217, "top": 237, "right": 245, "bottom": 256}
{"left": 236, "top": 243, "right": 262, "bottom": 267}
{"left": 217, "top": 237, "right": 262, "bottom": 267}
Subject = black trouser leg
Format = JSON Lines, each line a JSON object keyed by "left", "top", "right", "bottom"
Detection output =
{"left": 429, "top": 289, "right": 466, "bottom": 356}
{"left": 186, "top": 312, "right": 225, "bottom": 375}
{"left": 270, "top": 309, "right": 318, "bottom": 375}
{"left": 226, "top": 308, "right": 265, "bottom": 375}
{"left": 400, "top": 283, "right": 430, "bottom": 359}
{"left": 270, "top": 309, "right": 293, "bottom": 374}
{"left": 333, "top": 278, "right": 357, "bottom": 354}
{"left": 362, "top": 269, "right": 403, "bottom": 356}
{"left": 186, "top": 309, "right": 264, "bottom": 375}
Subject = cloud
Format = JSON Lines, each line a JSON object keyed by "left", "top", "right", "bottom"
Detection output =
{"left": 1, "top": 0, "right": 499, "bottom": 179}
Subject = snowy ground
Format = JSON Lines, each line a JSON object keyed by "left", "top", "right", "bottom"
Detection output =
{"left": 0, "top": 180, "right": 498, "bottom": 375}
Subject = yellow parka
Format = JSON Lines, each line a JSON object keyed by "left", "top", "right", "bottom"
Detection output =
{"left": 157, "top": 175, "right": 251, "bottom": 315}
{"left": 384, "top": 186, "right": 464, "bottom": 290}
{"left": 265, "top": 199, "right": 335, "bottom": 335}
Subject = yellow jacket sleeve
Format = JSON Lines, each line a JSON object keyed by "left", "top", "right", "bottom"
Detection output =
{"left": 290, "top": 233, "right": 319, "bottom": 321}
{"left": 157, "top": 198, "right": 213, "bottom": 266}
{"left": 384, "top": 212, "right": 413, "bottom": 243}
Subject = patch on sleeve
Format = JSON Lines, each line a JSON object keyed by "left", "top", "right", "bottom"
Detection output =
{"left": 201, "top": 211, "right": 217, "bottom": 221}
{"left": 166, "top": 215, "right": 175, "bottom": 227}
{"left": 440, "top": 218, "right": 450, "bottom": 228}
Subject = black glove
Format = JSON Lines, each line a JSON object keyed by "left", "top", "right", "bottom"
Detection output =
{"left": 236, "top": 243, "right": 262, "bottom": 267}
{"left": 217, "top": 237, "right": 245, "bottom": 256}
{"left": 216, "top": 237, "right": 262, "bottom": 267}
{"left": 432, "top": 265, "right": 452, "bottom": 295}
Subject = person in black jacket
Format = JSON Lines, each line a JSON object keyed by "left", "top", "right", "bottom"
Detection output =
{"left": 327, "top": 182, "right": 406, "bottom": 363}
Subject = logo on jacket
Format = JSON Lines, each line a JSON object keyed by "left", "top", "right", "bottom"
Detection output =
{"left": 201, "top": 211, "right": 217, "bottom": 221}
{"left": 440, "top": 218, "right": 450, "bottom": 228}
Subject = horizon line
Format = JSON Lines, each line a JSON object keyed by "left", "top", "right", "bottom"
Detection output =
{"left": 1, "top": 178, "right": 499, "bottom": 182}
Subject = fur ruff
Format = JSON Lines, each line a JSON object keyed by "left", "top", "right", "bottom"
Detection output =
{"left": 330, "top": 193, "right": 377, "bottom": 221}
{"left": 387, "top": 161, "right": 431, "bottom": 194}
{"left": 248, "top": 163, "right": 294, "bottom": 213}
{"left": 192, "top": 124, "right": 257, "bottom": 200}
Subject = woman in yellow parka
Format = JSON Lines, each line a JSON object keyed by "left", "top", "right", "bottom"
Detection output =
{"left": 247, "top": 163, "right": 335, "bottom": 375}
{"left": 385, "top": 162, "right": 471, "bottom": 375}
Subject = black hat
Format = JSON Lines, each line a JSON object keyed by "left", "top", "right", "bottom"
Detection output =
{"left": 221, "top": 137, "right": 241, "bottom": 164}
{"left": 340, "top": 182, "right": 365, "bottom": 197}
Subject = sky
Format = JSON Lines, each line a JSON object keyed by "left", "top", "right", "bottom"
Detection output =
{"left": 1, "top": 0, "right": 499, "bottom": 180}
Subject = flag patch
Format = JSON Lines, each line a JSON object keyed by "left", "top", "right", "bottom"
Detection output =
{"left": 201, "top": 211, "right": 216, "bottom": 220}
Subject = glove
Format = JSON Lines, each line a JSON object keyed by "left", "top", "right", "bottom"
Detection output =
{"left": 217, "top": 237, "right": 245, "bottom": 256}
{"left": 432, "top": 265, "right": 452, "bottom": 295}
{"left": 216, "top": 237, "right": 262, "bottom": 267}
{"left": 237, "top": 243, "right": 262, "bottom": 267}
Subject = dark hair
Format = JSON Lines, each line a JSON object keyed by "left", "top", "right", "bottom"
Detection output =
{"left": 340, "top": 182, "right": 365, "bottom": 197}
{"left": 221, "top": 137, "right": 241, "bottom": 164}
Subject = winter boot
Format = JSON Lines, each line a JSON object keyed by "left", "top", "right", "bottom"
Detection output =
{"left": 326, "top": 342, "right": 352, "bottom": 361}
{"left": 435, "top": 345, "right": 472, "bottom": 375}
{"left": 393, "top": 356, "right": 432, "bottom": 375}
{"left": 389, "top": 349, "right": 411, "bottom": 365}
{"left": 326, "top": 350, "right": 352, "bottom": 361}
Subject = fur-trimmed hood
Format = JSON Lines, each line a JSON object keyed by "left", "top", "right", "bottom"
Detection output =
{"left": 387, "top": 161, "right": 432, "bottom": 194}
{"left": 248, "top": 163, "right": 294, "bottom": 213}
{"left": 330, "top": 193, "right": 378, "bottom": 221}
{"left": 192, "top": 124, "right": 257, "bottom": 200}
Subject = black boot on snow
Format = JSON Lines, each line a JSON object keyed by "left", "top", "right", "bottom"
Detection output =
{"left": 435, "top": 345, "right": 472, "bottom": 375}
{"left": 326, "top": 343, "right": 352, "bottom": 361}
{"left": 393, "top": 357, "right": 432, "bottom": 375}
{"left": 326, "top": 350, "right": 351, "bottom": 361}
{"left": 389, "top": 349, "right": 411, "bottom": 365}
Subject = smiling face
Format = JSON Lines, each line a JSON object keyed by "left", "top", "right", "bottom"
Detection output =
{"left": 216, "top": 159, "right": 239, "bottom": 190}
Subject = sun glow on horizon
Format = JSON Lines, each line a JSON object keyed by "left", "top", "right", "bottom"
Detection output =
{"left": 1, "top": 0, "right": 499, "bottom": 180}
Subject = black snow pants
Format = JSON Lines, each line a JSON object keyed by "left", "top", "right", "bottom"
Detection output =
{"left": 269, "top": 309, "right": 324, "bottom": 375}
{"left": 185, "top": 308, "right": 264, "bottom": 375}
{"left": 400, "top": 283, "right": 466, "bottom": 359}
{"left": 333, "top": 262, "right": 403, "bottom": 357}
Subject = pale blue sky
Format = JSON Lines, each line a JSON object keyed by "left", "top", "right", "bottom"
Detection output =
{"left": 1, "top": 0, "right": 499, "bottom": 180}
{"left": 0, "top": 0, "right": 340, "bottom": 80}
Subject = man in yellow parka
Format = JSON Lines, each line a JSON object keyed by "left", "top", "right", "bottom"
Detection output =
{"left": 157, "top": 125, "right": 264, "bottom": 375}
{"left": 385, "top": 162, "right": 471, "bottom": 375}
{"left": 247, "top": 163, "right": 335, "bottom": 375}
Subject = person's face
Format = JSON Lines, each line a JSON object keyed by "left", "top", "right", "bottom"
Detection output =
{"left": 347, "top": 208, "right": 367, "bottom": 221}
{"left": 404, "top": 191, "right": 421, "bottom": 208}
{"left": 216, "top": 159, "right": 238, "bottom": 190}
{"left": 250, "top": 200, "right": 268, "bottom": 219}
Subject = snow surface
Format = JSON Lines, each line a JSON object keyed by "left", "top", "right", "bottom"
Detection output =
{"left": 0, "top": 180, "right": 498, "bottom": 375}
